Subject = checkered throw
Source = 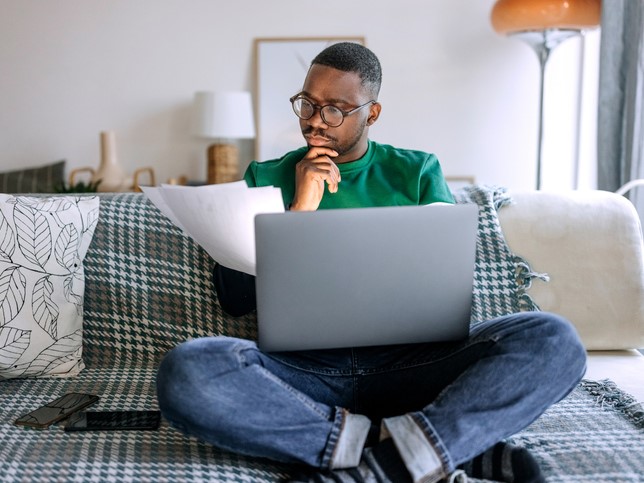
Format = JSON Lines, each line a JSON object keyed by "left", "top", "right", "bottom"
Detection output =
{"left": 453, "top": 185, "right": 542, "bottom": 325}
{"left": 1, "top": 188, "right": 642, "bottom": 482}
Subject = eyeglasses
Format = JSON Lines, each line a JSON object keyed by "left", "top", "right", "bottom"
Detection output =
{"left": 289, "top": 95, "right": 376, "bottom": 127}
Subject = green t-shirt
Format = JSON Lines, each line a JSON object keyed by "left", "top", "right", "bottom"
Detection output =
{"left": 244, "top": 140, "right": 455, "bottom": 209}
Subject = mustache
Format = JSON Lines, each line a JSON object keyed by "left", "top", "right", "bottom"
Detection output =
{"left": 302, "top": 127, "right": 336, "bottom": 141}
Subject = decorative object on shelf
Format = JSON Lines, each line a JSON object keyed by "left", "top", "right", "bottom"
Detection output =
{"left": 68, "top": 131, "right": 156, "bottom": 192}
{"left": 165, "top": 175, "right": 188, "bottom": 186}
{"left": 130, "top": 167, "right": 156, "bottom": 192}
{"left": 490, "top": 0, "right": 601, "bottom": 190}
{"left": 192, "top": 91, "right": 256, "bottom": 185}
{"left": 55, "top": 178, "right": 102, "bottom": 193}
{"left": 95, "top": 130, "right": 130, "bottom": 192}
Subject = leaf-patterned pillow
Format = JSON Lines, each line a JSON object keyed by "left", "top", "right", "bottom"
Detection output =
{"left": 0, "top": 194, "right": 99, "bottom": 379}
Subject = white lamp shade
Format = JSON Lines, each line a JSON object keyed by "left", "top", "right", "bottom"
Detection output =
{"left": 193, "top": 91, "right": 256, "bottom": 140}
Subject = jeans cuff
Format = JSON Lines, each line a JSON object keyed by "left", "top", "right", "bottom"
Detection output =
{"left": 381, "top": 414, "right": 451, "bottom": 483}
{"left": 329, "top": 411, "right": 371, "bottom": 469}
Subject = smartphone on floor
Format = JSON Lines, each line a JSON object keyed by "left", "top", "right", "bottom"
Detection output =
{"left": 64, "top": 410, "right": 161, "bottom": 432}
{"left": 14, "top": 393, "right": 99, "bottom": 430}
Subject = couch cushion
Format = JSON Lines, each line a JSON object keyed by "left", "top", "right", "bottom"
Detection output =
{"left": 82, "top": 187, "right": 535, "bottom": 363}
{"left": 498, "top": 190, "right": 644, "bottom": 350}
{"left": 0, "top": 160, "right": 65, "bottom": 194}
{"left": 0, "top": 359, "right": 290, "bottom": 481}
{"left": 81, "top": 193, "right": 258, "bottom": 364}
{"left": 1, "top": 362, "right": 641, "bottom": 482}
{"left": 0, "top": 194, "right": 99, "bottom": 379}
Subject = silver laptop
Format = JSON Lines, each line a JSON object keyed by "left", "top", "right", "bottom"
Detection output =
{"left": 255, "top": 203, "right": 478, "bottom": 352}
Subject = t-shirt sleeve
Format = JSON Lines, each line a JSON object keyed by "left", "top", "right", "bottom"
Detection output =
{"left": 419, "top": 154, "right": 455, "bottom": 205}
{"left": 243, "top": 161, "right": 259, "bottom": 188}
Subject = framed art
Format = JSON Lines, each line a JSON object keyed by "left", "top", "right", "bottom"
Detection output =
{"left": 253, "top": 37, "right": 365, "bottom": 162}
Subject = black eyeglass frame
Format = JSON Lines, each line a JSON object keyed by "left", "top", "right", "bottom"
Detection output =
{"left": 289, "top": 94, "right": 376, "bottom": 127}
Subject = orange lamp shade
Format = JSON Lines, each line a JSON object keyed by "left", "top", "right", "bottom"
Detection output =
{"left": 491, "top": 0, "right": 601, "bottom": 34}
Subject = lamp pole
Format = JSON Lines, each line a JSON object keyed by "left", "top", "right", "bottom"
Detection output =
{"left": 490, "top": 0, "right": 601, "bottom": 190}
{"left": 512, "top": 30, "right": 581, "bottom": 190}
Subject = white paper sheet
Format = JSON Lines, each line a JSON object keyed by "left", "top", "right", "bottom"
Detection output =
{"left": 139, "top": 186, "right": 187, "bottom": 232}
{"left": 142, "top": 182, "right": 284, "bottom": 275}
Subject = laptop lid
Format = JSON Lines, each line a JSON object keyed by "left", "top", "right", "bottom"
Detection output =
{"left": 255, "top": 203, "right": 478, "bottom": 352}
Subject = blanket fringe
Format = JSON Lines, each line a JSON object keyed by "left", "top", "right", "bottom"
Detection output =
{"left": 493, "top": 188, "right": 513, "bottom": 211}
{"left": 514, "top": 257, "right": 549, "bottom": 312}
{"left": 453, "top": 184, "right": 551, "bottom": 317}
{"left": 581, "top": 379, "right": 644, "bottom": 429}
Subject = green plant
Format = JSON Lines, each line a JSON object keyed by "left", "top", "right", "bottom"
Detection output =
{"left": 54, "top": 179, "right": 102, "bottom": 193}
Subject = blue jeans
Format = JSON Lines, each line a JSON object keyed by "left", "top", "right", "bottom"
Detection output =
{"left": 156, "top": 312, "right": 586, "bottom": 482}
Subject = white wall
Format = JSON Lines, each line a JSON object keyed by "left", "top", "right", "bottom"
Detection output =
{"left": 0, "top": 0, "right": 599, "bottom": 192}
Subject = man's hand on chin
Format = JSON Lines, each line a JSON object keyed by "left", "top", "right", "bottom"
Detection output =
{"left": 290, "top": 147, "right": 341, "bottom": 211}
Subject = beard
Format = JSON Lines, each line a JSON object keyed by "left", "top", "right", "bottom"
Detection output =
{"left": 302, "top": 121, "right": 366, "bottom": 158}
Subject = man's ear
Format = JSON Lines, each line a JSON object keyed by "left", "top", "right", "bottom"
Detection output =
{"left": 366, "top": 102, "right": 382, "bottom": 126}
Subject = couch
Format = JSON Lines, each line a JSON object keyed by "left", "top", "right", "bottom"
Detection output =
{"left": 0, "top": 186, "right": 643, "bottom": 482}
{"left": 498, "top": 190, "right": 644, "bottom": 404}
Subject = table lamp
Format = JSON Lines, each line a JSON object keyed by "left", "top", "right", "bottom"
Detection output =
{"left": 193, "top": 91, "right": 256, "bottom": 184}
{"left": 490, "top": 0, "right": 601, "bottom": 189}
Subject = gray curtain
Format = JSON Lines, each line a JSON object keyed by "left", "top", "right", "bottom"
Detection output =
{"left": 597, "top": 0, "right": 644, "bottom": 201}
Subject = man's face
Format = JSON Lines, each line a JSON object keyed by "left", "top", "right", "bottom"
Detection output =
{"left": 297, "top": 64, "right": 379, "bottom": 163}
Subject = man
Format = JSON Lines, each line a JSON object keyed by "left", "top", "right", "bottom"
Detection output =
{"left": 157, "top": 43, "right": 586, "bottom": 483}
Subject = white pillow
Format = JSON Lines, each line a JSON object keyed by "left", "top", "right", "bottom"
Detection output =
{"left": 0, "top": 194, "right": 99, "bottom": 379}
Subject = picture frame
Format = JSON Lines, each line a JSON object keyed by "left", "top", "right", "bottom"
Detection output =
{"left": 253, "top": 37, "right": 365, "bottom": 162}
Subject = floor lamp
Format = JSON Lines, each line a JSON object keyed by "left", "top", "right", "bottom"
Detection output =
{"left": 491, "top": 0, "right": 601, "bottom": 190}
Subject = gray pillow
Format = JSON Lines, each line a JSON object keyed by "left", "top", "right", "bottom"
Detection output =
{"left": 0, "top": 160, "right": 65, "bottom": 193}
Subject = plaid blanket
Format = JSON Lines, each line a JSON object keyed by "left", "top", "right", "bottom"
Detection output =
{"left": 0, "top": 188, "right": 641, "bottom": 482}
{"left": 511, "top": 380, "right": 644, "bottom": 482}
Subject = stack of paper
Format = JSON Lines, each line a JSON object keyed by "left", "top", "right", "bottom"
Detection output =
{"left": 141, "top": 181, "right": 284, "bottom": 275}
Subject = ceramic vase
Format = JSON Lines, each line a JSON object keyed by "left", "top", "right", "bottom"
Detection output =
{"left": 94, "top": 131, "right": 132, "bottom": 192}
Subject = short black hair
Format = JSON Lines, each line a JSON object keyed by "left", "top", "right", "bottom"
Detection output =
{"left": 311, "top": 42, "right": 382, "bottom": 98}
